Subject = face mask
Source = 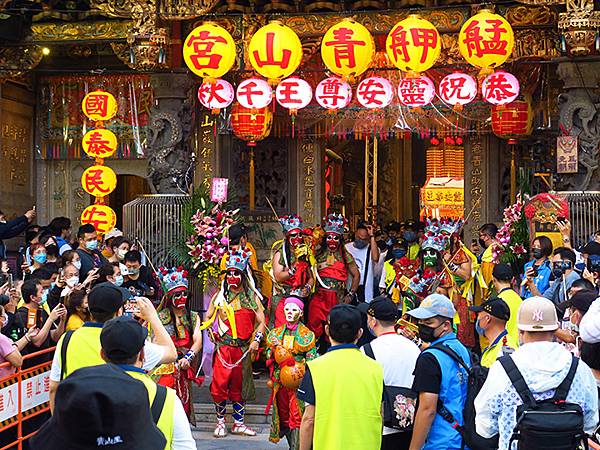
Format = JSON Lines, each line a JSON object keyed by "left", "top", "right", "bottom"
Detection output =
{"left": 288, "top": 232, "right": 303, "bottom": 248}
{"left": 475, "top": 318, "right": 486, "bottom": 337}
{"left": 117, "top": 249, "right": 128, "bottom": 261}
{"left": 73, "top": 260, "right": 82, "bottom": 270}
{"left": 114, "top": 275, "right": 124, "bottom": 287}
{"left": 172, "top": 293, "right": 187, "bottom": 309}
{"left": 33, "top": 253, "right": 47, "bottom": 265}
{"left": 284, "top": 304, "right": 302, "bottom": 324}
{"left": 326, "top": 234, "right": 341, "bottom": 251}
{"left": 227, "top": 272, "right": 242, "bottom": 290}
{"left": 85, "top": 240, "right": 98, "bottom": 251}
{"left": 127, "top": 267, "right": 140, "bottom": 276}
{"left": 66, "top": 276, "right": 79, "bottom": 287}
{"left": 385, "top": 238, "right": 393, "bottom": 246}
{"left": 478, "top": 238, "right": 487, "bottom": 249}
{"left": 50, "top": 282, "right": 56, "bottom": 290}
{"left": 423, "top": 250, "right": 437, "bottom": 267}
{"left": 392, "top": 248, "right": 407, "bottom": 259}
{"left": 354, "top": 239, "right": 369, "bottom": 250}
{"left": 403, "top": 231, "right": 417, "bottom": 243}
{"left": 377, "top": 240, "right": 388, "bottom": 251}
{"left": 45, "top": 244, "right": 58, "bottom": 257}
{"left": 40, "top": 289, "right": 48, "bottom": 305}
{"left": 418, "top": 322, "right": 441, "bottom": 343}
{"left": 532, "top": 248, "right": 543, "bottom": 260}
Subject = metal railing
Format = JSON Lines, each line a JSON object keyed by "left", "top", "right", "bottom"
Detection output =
{"left": 0, "top": 347, "right": 55, "bottom": 450}
{"left": 556, "top": 191, "right": 600, "bottom": 249}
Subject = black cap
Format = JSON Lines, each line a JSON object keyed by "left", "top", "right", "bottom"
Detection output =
{"left": 101, "top": 316, "right": 148, "bottom": 362}
{"left": 469, "top": 297, "right": 511, "bottom": 321}
{"left": 570, "top": 290, "right": 598, "bottom": 314}
{"left": 582, "top": 241, "right": 600, "bottom": 256}
{"left": 88, "top": 283, "right": 126, "bottom": 315}
{"left": 385, "top": 221, "right": 401, "bottom": 233}
{"left": 228, "top": 223, "right": 247, "bottom": 243}
{"left": 492, "top": 263, "right": 513, "bottom": 282}
{"left": 358, "top": 296, "right": 399, "bottom": 321}
{"left": 329, "top": 304, "right": 361, "bottom": 337}
{"left": 30, "top": 364, "right": 166, "bottom": 450}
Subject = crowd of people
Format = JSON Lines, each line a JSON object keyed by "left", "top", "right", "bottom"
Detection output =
{"left": 1, "top": 205, "right": 600, "bottom": 450}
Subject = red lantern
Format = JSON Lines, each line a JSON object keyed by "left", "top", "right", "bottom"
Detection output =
{"left": 356, "top": 76, "right": 394, "bottom": 109}
{"left": 491, "top": 99, "right": 532, "bottom": 141}
{"left": 397, "top": 75, "right": 435, "bottom": 108}
{"left": 482, "top": 71, "right": 520, "bottom": 105}
{"left": 231, "top": 103, "right": 273, "bottom": 146}
{"left": 236, "top": 78, "right": 273, "bottom": 109}
{"left": 438, "top": 72, "right": 477, "bottom": 109}
{"left": 315, "top": 77, "right": 352, "bottom": 110}
{"left": 198, "top": 79, "right": 234, "bottom": 114}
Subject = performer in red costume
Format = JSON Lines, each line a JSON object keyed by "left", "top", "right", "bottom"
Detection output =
{"left": 204, "top": 248, "right": 266, "bottom": 438}
{"left": 269, "top": 215, "right": 314, "bottom": 329}
{"left": 308, "top": 214, "right": 359, "bottom": 343}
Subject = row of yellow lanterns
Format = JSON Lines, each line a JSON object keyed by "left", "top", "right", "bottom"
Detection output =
{"left": 183, "top": 10, "right": 515, "bottom": 85}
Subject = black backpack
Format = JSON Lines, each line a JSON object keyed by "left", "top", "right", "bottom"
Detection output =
{"left": 498, "top": 354, "right": 588, "bottom": 450}
{"left": 428, "top": 344, "right": 499, "bottom": 450}
{"left": 363, "top": 342, "right": 418, "bottom": 432}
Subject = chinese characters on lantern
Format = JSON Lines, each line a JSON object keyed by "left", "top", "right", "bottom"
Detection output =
{"left": 276, "top": 77, "right": 313, "bottom": 113}
{"left": 82, "top": 129, "right": 118, "bottom": 159}
{"left": 356, "top": 77, "right": 394, "bottom": 109}
{"left": 397, "top": 76, "right": 435, "bottom": 107}
{"left": 438, "top": 73, "right": 477, "bottom": 107}
{"left": 386, "top": 15, "right": 441, "bottom": 75}
{"left": 321, "top": 19, "right": 375, "bottom": 80}
{"left": 315, "top": 77, "right": 352, "bottom": 110}
{"left": 482, "top": 71, "right": 520, "bottom": 105}
{"left": 198, "top": 79, "right": 235, "bottom": 112}
{"left": 82, "top": 91, "right": 117, "bottom": 122}
{"left": 236, "top": 78, "right": 273, "bottom": 109}
{"left": 81, "top": 165, "right": 117, "bottom": 197}
{"left": 80, "top": 205, "right": 117, "bottom": 235}
{"left": 183, "top": 23, "right": 236, "bottom": 81}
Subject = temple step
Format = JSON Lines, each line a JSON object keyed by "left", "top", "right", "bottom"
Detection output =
{"left": 193, "top": 376, "right": 273, "bottom": 404}
{"left": 194, "top": 403, "right": 272, "bottom": 425}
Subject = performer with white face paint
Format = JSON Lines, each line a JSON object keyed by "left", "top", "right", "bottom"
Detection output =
{"left": 266, "top": 296, "right": 317, "bottom": 450}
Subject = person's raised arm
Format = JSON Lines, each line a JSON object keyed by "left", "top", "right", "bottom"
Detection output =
{"left": 367, "top": 225, "right": 380, "bottom": 262}
{"left": 135, "top": 297, "right": 177, "bottom": 364}
{"left": 32, "top": 304, "right": 65, "bottom": 347}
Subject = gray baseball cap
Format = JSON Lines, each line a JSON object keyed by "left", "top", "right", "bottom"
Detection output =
{"left": 407, "top": 294, "right": 456, "bottom": 320}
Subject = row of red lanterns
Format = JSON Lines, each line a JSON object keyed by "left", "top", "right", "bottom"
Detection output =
{"left": 198, "top": 70, "right": 520, "bottom": 113}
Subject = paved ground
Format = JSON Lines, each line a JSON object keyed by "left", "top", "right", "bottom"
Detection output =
{"left": 193, "top": 430, "right": 286, "bottom": 450}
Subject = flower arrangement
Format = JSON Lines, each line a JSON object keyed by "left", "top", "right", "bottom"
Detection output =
{"left": 493, "top": 194, "right": 530, "bottom": 275}
{"left": 186, "top": 203, "right": 239, "bottom": 286}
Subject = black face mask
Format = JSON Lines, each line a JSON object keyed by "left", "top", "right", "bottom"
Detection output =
{"left": 552, "top": 261, "right": 572, "bottom": 279}
{"left": 532, "top": 248, "right": 543, "bottom": 260}
{"left": 478, "top": 238, "right": 487, "bottom": 249}
{"left": 418, "top": 322, "right": 442, "bottom": 342}
{"left": 376, "top": 240, "right": 388, "bottom": 251}
{"left": 45, "top": 245, "right": 59, "bottom": 257}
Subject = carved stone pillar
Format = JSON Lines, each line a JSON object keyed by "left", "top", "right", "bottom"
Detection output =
{"left": 147, "top": 73, "right": 193, "bottom": 194}
{"left": 557, "top": 62, "right": 600, "bottom": 190}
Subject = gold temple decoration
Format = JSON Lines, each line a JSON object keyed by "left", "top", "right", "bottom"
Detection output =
{"left": 89, "top": 0, "right": 218, "bottom": 19}
{"left": 31, "top": 21, "right": 132, "bottom": 42}
{"left": 0, "top": 46, "right": 43, "bottom": 80}
{"left": 558, "top": 0, "right": 600, "bottom": 56}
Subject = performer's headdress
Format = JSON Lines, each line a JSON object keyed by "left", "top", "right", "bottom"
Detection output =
{"left": 323, "top": 214, "right": 346, "bottom": 235}
{"left": 421, "top": 232, "right": 447, "bottom": 253}
{"left": 439, "top": 218, "right": 464, "bottom": 235}
{"left": 225, "top": 248, "right": 251, "bottom": 273}
{"left": 279, "top": 215, "right": 303, "bottom": 234}
{"left": 158, "top": 266, "right": 189, "bottom": 293}
{"left": 424, "top": 218, "right": 440, "bottom": 235}
{"left": 284, "top": 296, "right": 305, "bottom": 310}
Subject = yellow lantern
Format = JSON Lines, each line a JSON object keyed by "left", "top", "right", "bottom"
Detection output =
{"left": 82, "top": 129, "right": 118, "bottom": 159}
{"left": 386, "top": 15, "right": 441, "bottom": 77}
{"left": 248, "top": 21, "right": 303, "bottom": 85}
{"left": 80, "top": 204, "right": 117, "bottom": 235}
{"left": 183, "top": 23, "right": 236, "bottom": 82}
{"left": 82, "top": 91, "right": 118, "bottom": 122}
{"left": 81, "top": 165, "right": 117, "bottom": 197}
{"left": 321, "top": 19, "right": 374, "bottom": 81}
{"left": 458, "top": 9, "right": 514, "bottom": 76}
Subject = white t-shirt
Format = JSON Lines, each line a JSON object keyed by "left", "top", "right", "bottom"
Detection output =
{"left": 171, "top": 394, "right": 197, "bottom": 450}
{"left": 345, "top": 242, "right": 375, "bottom": 303}
{"left": 361, "top": 333, "right": 421, "bottom": 435}
{"left": 49, "top": 340, "right": 165, "bottom": 382}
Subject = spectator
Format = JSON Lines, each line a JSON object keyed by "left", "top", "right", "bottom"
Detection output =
{"left": 31, "top": 365, "right": 167, "bottom": 450}
{"left": 64, "top": 289, "right": 90, "bottom": 331}
{"left": 379, "top": 238, "right": 409, "bottom": 297}
{"left": 478, "top": 223, "right": 498, "bottom": 298}
{"left": 469, "top": 298, "right": 518, "bottom": 367}
{"left": 580, "top": 340, "right": 600, "bottom": 400}
{"left": 475, "top": 296, "right": 598, "bottom": 450}
{"left": 75, "top": 224, "right": 107, "bottom": 282}
{"left": 401, "top": 220, "right": 420, "bottom": 260}
{"left": 107, "top": 236, "right": 131, "bottom": 265}
{"left": 101, "top": 228, "right": 124, "bottom": 261}
{"left": 95, "top": 263, "right": 123, "bottom": 287}
{"left": 0, "top": 305, "right": 39, "bottom": 378}
{"left": 359, "top": 297, "right": 420, "bottom": 450}
{"left": 557, "top": 290, "right": 598, "bottom": 356}
{"left": 17, "top": 279, "right": 66, "bottom": 368}
{"left": 100, "top": 317, "right": 197, "bottom": 449}
{"left": 28, "top": 243, "right": 47, "bottom": 274}
{"left": 298, "top": 304, "right": 383, "bottom": 450}
{"left": 28, "top": 266, "right": 59, "bottom": 312}
{"left": 47, "top": 217, "right": 72, "bottom": 255}
{"left": 122, "top": 250, "right": 158, "bottom": 301}
{"left": 40, "top": 234, "right": 60, "bottom": 264}
{"left": 0, "top": 208, "right": 36, "bottom": 260}
{"left": 345, "top": 221, "right": 380, "bottom": 304}
{"left": 49, "top": 283, "right": 177, "bottom": 411}
{"left": 61, "top": 250, "right": 81, "bottom": 271}
{"left": 534, "top": 247, "right": 580, "bottom": 305}
{"left": 491, "top": 263, "right": 522, "bottom": 343}
{"left": 521, "top": 236, "right": 553, "bottom": 299}
{"left": 406, "top": 294, "right": 471, "bottom": 450}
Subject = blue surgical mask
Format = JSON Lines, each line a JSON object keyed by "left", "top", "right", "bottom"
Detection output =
{"left": 392, "top": 249, "right": 407, "bottom": 260}
{"left": 40, "top": 289, "right": 48, "bottom": 305}
{"left": 114, "top": 275, "right": 124, "bottom": 287}
{"left": 33, "top": 253, "right": 47, "bottom": 265}
{"left": 85, "top": 240, "right": 99, "bottom": 251}
{"left": 50, "top": 282, "right": 56, "bottom": 290}
{"left": 403, "top": 231, "right": 417, "bottom": 242}
{"left": 127, "top": 267, "right": 140, "bottom": 276}
{"left": 73, "top": 260, "right": 82, "bottom": 270}
{"left": 354, "top": 239, "right": 369, "bottom": 250}
{"left": 475, "top": 318, "right": 485, "bottom": 337}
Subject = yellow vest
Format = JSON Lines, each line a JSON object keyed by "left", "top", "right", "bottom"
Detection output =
{"left": 498, "top": 288, "right": 523, "bottom": 344}
{"left": 126, "top": 368, "right": 175, "bottom": 450}
{"left": 308, "top": 346, "right": 383, "bottom": 450}
{"left": 481, "top": 331, "right": 518, "bottom": 368}
{"left": 56, "top": 322, "right": 104, "bottom": 379}
{"left": 17, "top": 300, "right": 50, "bottom": 316}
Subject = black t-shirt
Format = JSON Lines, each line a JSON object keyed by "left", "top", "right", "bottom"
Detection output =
{"left": 297, "top": 366, "right": 315, "bottom": 405}
{"left": 412, "top": 352, "right": 442, "bottom": 394}
{"left": 122, "top": 266, "right": 157, "bottom": 300}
